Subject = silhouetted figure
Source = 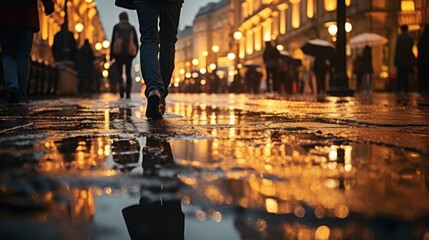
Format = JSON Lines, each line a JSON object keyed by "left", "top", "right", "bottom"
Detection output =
{"left": 108, "top": 60, "right": 121, "bottom": 94}
{"left": 417, "top": 24, "right": 429, "bottom": 94}
{"left": 76, "top": 39, "right": 96, "bottom": 94}
{"left": 52, "top": 23, "right": 78, "bottom": 64}
{"left": 361, "top": 45, "right": 374, "bottom": 93}
{"left": 122, "top": 137, "right": 184, "bottom": 240}
{"left": 110, "top": 12, "right": 138, "bottom": 99}
{"left": 277, "top": 55, "right": 289, "bottom": 94}
{"left": 394, "top": 24, "right": 415, "bottom": 92}
{"left": 353, "top": 53, "right": 363, "bottom": 91}
{"left": 245, "top": 66, "right": 262, "bottom": 94}
{"left": 0, "top": 0, "right": 54, "bottom": 103}
{"left": 313, "top": 56, "right": 329, "bottom": 97}
{"left": 263, "top": 41, "right": 281, "bottom": 93}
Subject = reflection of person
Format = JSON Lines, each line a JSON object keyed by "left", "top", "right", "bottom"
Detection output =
{"left": 52, "top": 23, "right": 78, "bottom": 63}
{"left": 110, "top": 12, "right": 139, "bottom": 99}
{"left": 263, "top": 41, "right": 281, "bottom": 93}
{"left": 0, "top": 0, "right": 55, "bottom": 103}
{"left": 122, "top": 137, "right": 184, "bottom": 239}
{"left": 76, "top": 39, "right": 96, "bottom": 94}
{"left": 417, "top": 24, "right": 429, "bottom": 94}
{"left": 361, "top": 45, "right": 374, "bottom": 93}
{"left": 394, "top": 24, "right": 415, "bottom": 92}
{"left": 134, "top": 0, "right": 183, "bottom": 118}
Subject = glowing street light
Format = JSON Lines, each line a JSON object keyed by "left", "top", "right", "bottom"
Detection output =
{"left": 75, "top": 23, "right": 84, "bottom": 33}
{"left": 212, "top": 45, "right": 220, "bottom": 53}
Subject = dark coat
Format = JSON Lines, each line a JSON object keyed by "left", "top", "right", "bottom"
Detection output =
{"left": 0, "top": 0, "right": 54, "bottom": 32}
{"left": 394, "top": 31, "right": 415, "bottom": 67}
{"left": 361, "top": 45, "right": 374, "bottom": 74}
{"left": 418, "top": 25, "right": 429, "bottom": 65}
{"left": 52, "top": 27, "right": 78, "bottom": 62}
{"left": 263, "top": 42, "right": 280, "bottom": 68}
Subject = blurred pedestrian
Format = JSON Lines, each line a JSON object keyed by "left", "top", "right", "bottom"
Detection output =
{"left": 76, "top": 39, "right": 96, "bottom": 94}
{"left": 361, "top": 45, "right": 374, "bottom": 93}
{"left": 394, "top": 24, "right": 415, "bottom": 92}
{"left": 245, "top": 66, "right": 262, "bottom": 94}
{"left": 133, "top": 0, "right": 183, "bottom": 118}
{"left": 313, "top": 56, "right": 329, "bottom": 97}
{"left": 277, "top": 55, "right": 289, "bottom": 94}
{"left": 0, "top": 0, "right": 54, "bottom": 103}
{"left": 352, "top": 53, "right": 363, "bottom": 91}
{"left": 263, "top": 41, "right": 281, "bottom": 93}
{"left": 52, "top": 23, "right": 78, "bottom": 64}
{"left": 110, "top": 12, "right": 138, "bottom": 99}
{"left": 417, "top": 24, "right": 429, "bottom": 94}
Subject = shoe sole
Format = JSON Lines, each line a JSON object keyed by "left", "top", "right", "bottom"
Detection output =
{"left": 146, "top": 95, "right": 162, "bottom": 119}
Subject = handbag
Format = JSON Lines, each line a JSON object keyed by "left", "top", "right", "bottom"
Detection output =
{"left": 115, "top": 0, "right": 136, "bottom": 10}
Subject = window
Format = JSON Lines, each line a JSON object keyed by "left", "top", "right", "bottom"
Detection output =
{"left": 401, "top": 0, "right": 415, "bottom": 11}
{"left": 324, "top": 0, "right": 336, "bottom": 11}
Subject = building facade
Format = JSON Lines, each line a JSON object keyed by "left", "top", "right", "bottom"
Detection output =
{"left": 177, "top": 0, "right": 427, "bottom": 92}
{"left": 33, "top": 0, "right": 107, "bottom": 65}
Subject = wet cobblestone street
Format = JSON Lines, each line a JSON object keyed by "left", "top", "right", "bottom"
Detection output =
{"left": 1, "top": 92, "right": 429, "bottom": 240}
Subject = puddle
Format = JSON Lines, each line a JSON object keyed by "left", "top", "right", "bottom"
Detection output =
{"left": 0, "top": 95, "right": 429, "bottom": 239}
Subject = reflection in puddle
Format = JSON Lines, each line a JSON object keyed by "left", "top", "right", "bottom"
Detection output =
{"left": 0, "top": 96, "right": 429, "bottom": 239}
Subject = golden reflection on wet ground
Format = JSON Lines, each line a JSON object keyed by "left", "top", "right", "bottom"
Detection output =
{"left": 0, "top": 93, "right": 428, "bottom": 239}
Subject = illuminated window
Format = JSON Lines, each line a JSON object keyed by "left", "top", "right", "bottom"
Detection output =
{"left": 278, "top": 3, "right": 288, "bottom": 34}
{"left": 239, "top": 38, "right": 245, "bottom": 59}
{"left": 262, "top": 20, "right": 272, "bottom": 42}
{"left": 246, "top": 30, "right": 254, "bottom": 55}
{"left": 248, "top": 0, "right": 254, "bottom": 15}
{"left": 254, "top": 26, "right": 262, "bottom": 51}
{"left": 401, "top": 0, "right": 415, "bottom": 11}
{"left": 324, "top": 0, "right": 336, "bottom": 11}
{"left": 241, "top": 2, "right": 248, "bottom": 19}
{"left": 291, "top": 0, "right": 301, "bottom": 29}
{"left": 254, "top": 0, "right": 261, "bottom": 12}
{"left": 307, "top": 0, "right": 314, "bottom": 18}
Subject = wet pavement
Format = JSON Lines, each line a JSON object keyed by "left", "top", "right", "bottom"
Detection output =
{"left": 0, "top": 92, "right": 429, "bottom": 240}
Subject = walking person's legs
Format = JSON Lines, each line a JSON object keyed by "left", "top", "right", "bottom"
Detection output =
{"left": 115, "top": 58, "right": 125, "bottom": 98}
{"left": 135, "top": 2, "right": 164, "bottom": 118}
{"left": 159, "top": 2, "right": 182, "bottom": 98}
{"left": 125, "top": 58, "right": 133, "bottom": 99}
{"left": 0, "top": 27, "right": 33, "bottom": 102}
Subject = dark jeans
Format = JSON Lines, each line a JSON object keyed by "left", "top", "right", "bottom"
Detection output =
{"left": 0, "top": 26, "right": 34, "bottom": 99}
{"left": 134, "top": 1, "right": 182, "bottom": 98}
{"left": 115, "top": 56, "right": 133, "bottom": 98}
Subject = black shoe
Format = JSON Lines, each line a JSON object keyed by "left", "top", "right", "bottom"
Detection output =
{"left": 146, "top": 89, "right": 162, "bottom": 119}
{"left": 6, "top": 88, "right": 20, "bottom": 103}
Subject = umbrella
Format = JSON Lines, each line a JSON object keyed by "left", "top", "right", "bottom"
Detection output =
{"left": 348, "top": 33, "right": 387, "bottom": 48}
{"left": 301, "top": 39, "right": 335, "bottom": 59}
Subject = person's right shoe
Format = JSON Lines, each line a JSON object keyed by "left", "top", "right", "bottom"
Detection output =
{"left": 146, "top": 89, "right": 162, "bottom": 119}
{"left": 6, "top": 88, "right": 20, "bottom": 103}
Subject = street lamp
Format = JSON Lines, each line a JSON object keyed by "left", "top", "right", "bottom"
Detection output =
{"left": 328, "top": 0, "right": 354, "bottom": 96}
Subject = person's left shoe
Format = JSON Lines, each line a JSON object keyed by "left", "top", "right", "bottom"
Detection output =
{"left": 146, "top": 89, "right": 162, "bottom": 119}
